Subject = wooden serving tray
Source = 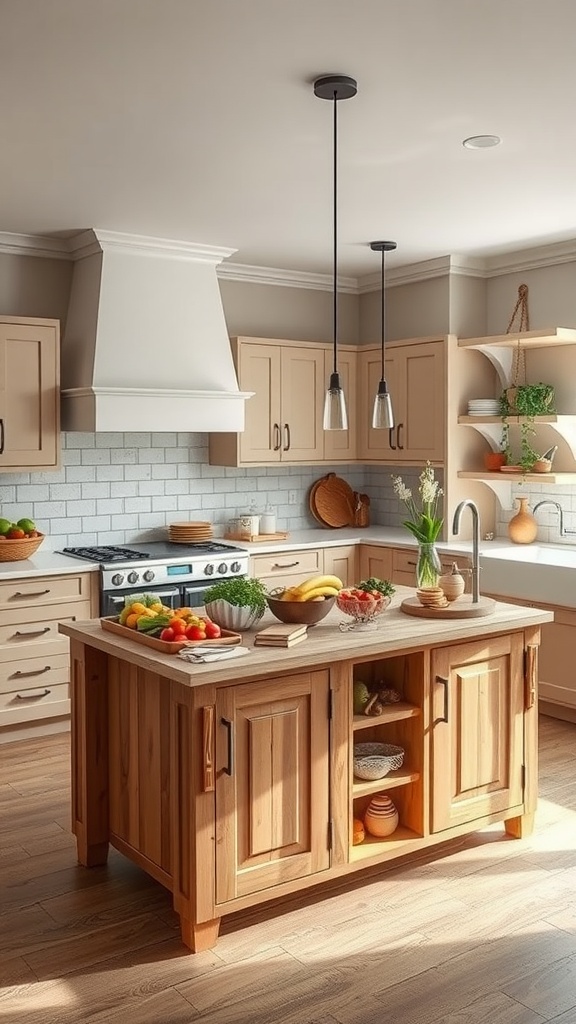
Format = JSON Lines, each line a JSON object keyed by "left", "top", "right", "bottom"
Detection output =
{"left": 400, "top": 596, "right": 496, "bottom": 619}
{"left": 101, "top": 617, "right": 242, "bottom": 654}
{"left": 225, "top": 531, "right": 289, "bottom": 543}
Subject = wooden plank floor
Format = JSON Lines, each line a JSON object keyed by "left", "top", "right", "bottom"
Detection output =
{"left": 1, "top": 714, "right": 575, "bottom": 1024}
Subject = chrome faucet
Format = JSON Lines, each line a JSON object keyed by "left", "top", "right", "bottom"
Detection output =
{"left": 533, "top": 500, "right": 576, "bottom": 537}
{"left": 452, "top": 499, "right": 480, "bottom": 602}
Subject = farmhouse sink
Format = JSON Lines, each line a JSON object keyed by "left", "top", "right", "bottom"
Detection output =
{"left": 480, "top": 544, "right": 576, "bottom": 608}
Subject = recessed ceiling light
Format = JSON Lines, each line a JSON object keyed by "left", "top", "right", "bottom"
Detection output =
{"left": 463, "top": 135, "right": 502, "bottom": 149}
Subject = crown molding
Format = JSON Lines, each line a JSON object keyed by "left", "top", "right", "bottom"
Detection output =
{"left": 2, "top": 230, "right": 576, "bottom": 288}
{"left": 483, "top": 238, "right": 576, "bottom": 277}
{"left": 216, "top": 260, "right": 357, "bottom": 294}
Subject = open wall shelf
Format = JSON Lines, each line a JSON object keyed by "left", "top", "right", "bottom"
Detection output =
{"left": 458, "top": 414, "right": 576, "bottom": 458}
{"left": 458, "top": 328, "right": 576, "bottom": 388}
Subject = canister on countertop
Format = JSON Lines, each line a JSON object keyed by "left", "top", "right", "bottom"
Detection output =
{"left": 260, "top": 505, "right": 276, "bottom": 534}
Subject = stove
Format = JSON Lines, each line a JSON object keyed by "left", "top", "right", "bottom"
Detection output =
{"left": 60, "top": 541, "right": 250, "bottom": 615}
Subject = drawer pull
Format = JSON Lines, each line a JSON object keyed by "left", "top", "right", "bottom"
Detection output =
{"left": 273, "top": 423, "right": 281, "bottom": 452}
{"left": 16, "top": 688, "right": 51, "bottom": 700}
{"left": 203, "top": 706, "right": 215, "bottom": 792}
{"left": 11, "top": 665, "right": 51, "bottom": 679}
{"left": 14, "top": 627, "right": 51, "bottom": 638}
{"left": 13, "top": 589, "right": 51, "bottom": 598}
{"left": 221, "top": 717, "right": 234, "bottom": 777}
{"left": 0, "top": 418, "right": 4, "bottom": 455}
{"left": 436, "top": 675, "right": 449, "bottom": 723}
{"left": 272, "top": 561, "right": 300, "bottom": 569}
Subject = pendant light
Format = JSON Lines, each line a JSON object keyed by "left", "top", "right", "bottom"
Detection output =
{"left": 314, "top": 74, "right": 357, "bottom": 430}
{"left": 370, "top": 240, "right": 397, "bottom": 429}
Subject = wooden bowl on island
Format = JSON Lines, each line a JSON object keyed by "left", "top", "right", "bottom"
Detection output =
{"left": 266, "top": 594, "right": 335, "bottom": 626}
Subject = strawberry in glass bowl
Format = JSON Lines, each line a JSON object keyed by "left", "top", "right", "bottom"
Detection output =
{"left": 336, "top": 578, "right": 396, "bottom": 631}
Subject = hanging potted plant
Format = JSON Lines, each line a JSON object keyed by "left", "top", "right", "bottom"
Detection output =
{"left": 498, "top": 384, "right": 555, "bottom": 473}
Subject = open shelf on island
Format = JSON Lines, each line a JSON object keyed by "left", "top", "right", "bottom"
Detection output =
{"left": 352, "top": 702, "right": 421, "bottom": 732}
{"left": 350, "top": 826, "right": 423, "bottom": 861}
{"left": 352, "top": 768, "right": 420, "bottom": 798}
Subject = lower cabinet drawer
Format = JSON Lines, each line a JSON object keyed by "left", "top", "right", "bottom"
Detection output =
{"left": 0, "top": 654, "right": 70, "bottom": 695}
{"left": 0, "top": 605, "right": 91, "bottom": 663}
{"left": 0, "top": 682, "right": 70, "bottom": 725}
{"left": 392, "top": 548, "right": 419, "bottom": 576}
{"left": 0, "top": 572, "right": 92, "bottom": 611}
{"left": 251, "top": 549, "right": 321, "bottom": 578}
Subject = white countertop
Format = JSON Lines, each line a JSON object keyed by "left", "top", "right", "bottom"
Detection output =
{"left": 0, "top": 551, "right": 99, "bottom": 580}
{"left": 232, "top": 526, "right": 513, "bottom": 559}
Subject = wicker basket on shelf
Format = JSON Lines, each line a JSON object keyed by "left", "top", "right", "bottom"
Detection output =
{"left": 353, "top": 742, "right": 405, "bottom": 781}
{"left": 0, "top": 533, "right": 45, "bottom": 562}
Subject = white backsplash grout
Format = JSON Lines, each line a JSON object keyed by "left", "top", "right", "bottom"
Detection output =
{"left": 1, "top": 433, "right": 576, "bottom": 550}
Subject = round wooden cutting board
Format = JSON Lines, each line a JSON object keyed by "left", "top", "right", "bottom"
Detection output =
{"left": 400, "top": 595, "right": 496, "bottom": 619}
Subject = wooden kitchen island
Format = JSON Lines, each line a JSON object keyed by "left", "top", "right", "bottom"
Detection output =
{"left": 60, "top": 590, "right": 552, "bottom": 953}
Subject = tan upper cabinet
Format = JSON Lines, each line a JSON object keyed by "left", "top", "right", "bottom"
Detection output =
{"left": 0, "top": 316, "right": 60, "bottom": 471}
{"left": 358, "top": 339, "right": 446, "bottom": 464}
{"left": 209, "top": 338, "right": 357, "bottom": 468}
{"left": 430, "top": 634, "right": 524, "bottom": 833}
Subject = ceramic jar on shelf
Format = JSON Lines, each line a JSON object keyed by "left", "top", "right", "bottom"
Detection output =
{"left": 507, "top": 497, "right": 537, "bottom": 544}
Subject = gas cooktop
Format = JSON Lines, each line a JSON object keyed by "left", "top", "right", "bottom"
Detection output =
{"left": 61, "top": 541, "right": 246, "bottom": 564}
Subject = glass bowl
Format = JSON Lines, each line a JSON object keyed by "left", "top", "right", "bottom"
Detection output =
{"left": 336, "top": 592, "right": 390, "bottom": 631}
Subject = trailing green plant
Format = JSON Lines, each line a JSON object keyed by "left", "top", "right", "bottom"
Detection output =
{"left": 499, "top": 382, "right": 555, "bottom": 471}
{"left": 204, "top": 576, "right": 267, "bottom": 611}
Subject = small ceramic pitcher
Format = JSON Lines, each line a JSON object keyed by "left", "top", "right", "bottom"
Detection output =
{"left": 438, "top": 562, "right": 466, "bottom": 602}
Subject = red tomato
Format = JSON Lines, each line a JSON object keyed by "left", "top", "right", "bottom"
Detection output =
{"left": 186, "top": 624, "right": 207, "bottom": 641}
{"left": 160, "top": 627, "right": 175, "bottom": 642}
{"left": 357, "top": 591, "right": 372, "bottom": 601}
{"left": 169, "top": 618, "right": 187, "bottom": 635}
{"left": 204, "top": 621, "right": 221, "bottom": 639}
{"left": 7, "top": 528, "right": 25, "bottom": 539}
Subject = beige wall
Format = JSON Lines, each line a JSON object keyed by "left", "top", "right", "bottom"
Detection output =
{"left": 449, "top": 276, "right": 487, "bottom": 337}
{"left": 219, "top": 278, "right": 360, "bottom": 344}
{"left": 359, "top": 277, "right": 451, "bottom": 343}
{"left": 487, "top": 263, "right": 576, "bottom": 334}
{"left": 0, "top": 253, "right": 72, "bottom": 322}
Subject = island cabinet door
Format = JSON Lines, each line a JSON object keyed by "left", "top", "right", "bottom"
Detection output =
{"left": 430, "top": 635, "right": 525, "bottom": 833}
{"left": 215, "top": 670, "right": 330, "bottom": 905}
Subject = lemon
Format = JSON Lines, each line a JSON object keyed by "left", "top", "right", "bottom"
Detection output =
{"left": 131, "top": 602, "right": 147, "bottom": 615}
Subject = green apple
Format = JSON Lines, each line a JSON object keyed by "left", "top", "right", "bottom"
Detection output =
{"left": 17, "top": 518, "right": 36, "bottom": 534}
{"left": 0, "top": 518, "right": 12, "bottom": 536}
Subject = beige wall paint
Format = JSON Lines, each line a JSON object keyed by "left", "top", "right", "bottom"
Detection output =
{"left": 449, "top": 276, "right": 487, "bottom": 337}
{"left": 486, "top": 263, "right": 576, "bottom": 335}
{"left": 359, "top": 277, "right": 451, "bottom": 343}
{"left": 219, "top": 278, "right": 360, "bottom": 344}
{"left": 0, "top": 253, "right": 72, "bottom": 322}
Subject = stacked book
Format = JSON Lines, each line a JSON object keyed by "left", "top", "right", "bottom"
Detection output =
{"left": 254, "top": 623, "right": 308, "bottom": 648}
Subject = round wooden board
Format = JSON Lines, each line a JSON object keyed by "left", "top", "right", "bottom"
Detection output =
{"left": 400, "top": 595, "right": 496, "bottom": 619}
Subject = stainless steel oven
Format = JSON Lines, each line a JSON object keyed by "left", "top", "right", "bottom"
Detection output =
{"left": 59, "top": 541, "right": 249, "bottom": 617}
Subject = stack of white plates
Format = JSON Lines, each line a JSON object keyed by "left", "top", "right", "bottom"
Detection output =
{"left": 168, "top": 521, "right": 213, "bottom": 543}
{"left": 467, "top": 399, "right": 501, "bottom": 417}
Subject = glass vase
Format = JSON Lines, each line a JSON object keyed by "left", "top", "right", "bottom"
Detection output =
{"left": 416, "top": 542, "right": 442, "bottom": 589}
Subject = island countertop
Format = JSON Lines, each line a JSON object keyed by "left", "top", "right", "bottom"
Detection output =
{"left": 60, "top": 588, "right": 553, "bottom": 687}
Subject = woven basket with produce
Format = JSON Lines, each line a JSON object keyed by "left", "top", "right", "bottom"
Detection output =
{"left": 0, "top": 517, "right": 44, "bottom": 562}
{"left": 267, "top": 573, "right": 342, "bottom": 625}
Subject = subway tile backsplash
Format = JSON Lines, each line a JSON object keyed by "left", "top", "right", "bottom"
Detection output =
{"left": 3, "top": 433, "right": 576, "bottom": 550}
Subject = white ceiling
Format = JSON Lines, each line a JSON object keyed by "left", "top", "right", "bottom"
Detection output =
{"left": 2, "top": 0, "right": 576, "bottom": 279}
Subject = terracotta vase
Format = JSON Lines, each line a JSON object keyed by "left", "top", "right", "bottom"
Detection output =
{"left": 438, "top": 562, "right": 466, "bottom": 602}
{"left": 484, "top": 452, "right": 506, "bottom": 472}
{"left": 364, "top": 794, "right": 399, "bottom": 838}
{"left": 507, "top": 497, "right": 537, "bottom": 544}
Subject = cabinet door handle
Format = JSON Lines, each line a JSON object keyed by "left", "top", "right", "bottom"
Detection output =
{"left": 272, "top": 560, "right": 300, "bottom": 569}
{"left": 388, "top": 427, "right": 396, "bottom": 450}
{"left": 525, "top": 644, "right": 538, "bottom": 709}
{"left": 14, "top": 627, "right": 51, "bottom": 638}
{"left": 221, "top": 717, "right": 234, "bottom": 777}
{"left": 397, "top": 423, "right": 404, "bottom": 449}
{"left": 16, "top": 688, "right": 51, "bottom": 699}
{"left": 283, "top": 423, "right": 291, "bottom": 451}
{"left": 11, "top": 665, "right": 51, "bottom": 679}
{"left": 272, "top": 423, "right": 281, "bottom": 451}
{"left": 436, "top": 675, "right": 449, "bottom": 723}
{"left": 13, "top": 589, "right": 51, "bottom": 599}
{"left": 0, "top": 417, "right": 4, "bottom": 454}
{"left": 203, "top": 706, "right": 215, "bottom": 792}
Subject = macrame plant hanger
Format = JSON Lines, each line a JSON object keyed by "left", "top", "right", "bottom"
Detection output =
{"left": 505, "top": 283, "right": 530, "bottom": 411}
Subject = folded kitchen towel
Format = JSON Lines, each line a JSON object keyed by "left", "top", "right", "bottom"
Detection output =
{"left": 177, "top": 645, "right": 250, "bottom": 664}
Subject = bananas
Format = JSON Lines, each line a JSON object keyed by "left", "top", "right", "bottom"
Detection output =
{"left": 280, "top": 574, "right": 343, "bottom": 602}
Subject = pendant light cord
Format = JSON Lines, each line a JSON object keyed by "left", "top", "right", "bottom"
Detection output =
{"left": 332, "top": 89, "right": 338, "bottom": 376}
{"left": 380, "top": 247, "right": 386, "bottom": 375}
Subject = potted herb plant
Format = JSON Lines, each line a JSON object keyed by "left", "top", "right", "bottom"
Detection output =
{"left": 204, "top": 577, "right": 267, "bottom": 630}
{"left": 499, "top": 384, "right": 555, "bottom": 473}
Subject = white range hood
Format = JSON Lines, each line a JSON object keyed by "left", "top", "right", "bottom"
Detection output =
{"left": 60, "top": 229, "right": 251, "bottom": 432}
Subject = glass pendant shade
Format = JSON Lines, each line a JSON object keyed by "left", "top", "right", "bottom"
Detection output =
{"left": 372, "top": 378, "right": 394, "bottom": 429}
{"left": 323, "top": 371, "right": 348, "bottom": 431}
{"left": 370, "top": 240, "right": 397, "bottom": 429}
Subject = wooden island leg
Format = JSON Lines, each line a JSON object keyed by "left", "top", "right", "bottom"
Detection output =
{"left": 180, "top": 916, "right": 221, "bottom": 953}
{"left": 505, "top": 812, "right": 535, "bottom": 839}
{"left": 70, "top": 641, "right": 110, "bottom": 867}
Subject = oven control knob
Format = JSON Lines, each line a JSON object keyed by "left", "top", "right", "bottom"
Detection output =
{"left": 143, "top": 570, "right": 155, "bottom": 583}
{"left": 111, "top": 573, "right": 125, "bottom": 587}
{"left": 127, "top": 571, "right": 139, "bottom": 585}
{"left": 231, "top": 561, "right": 242, "bottom": 573}
{"left": 218, "top": 562, "right": 228, "bottom": 575}
{"left": 204, "top": 563, "right": 215, "bottom": 575}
